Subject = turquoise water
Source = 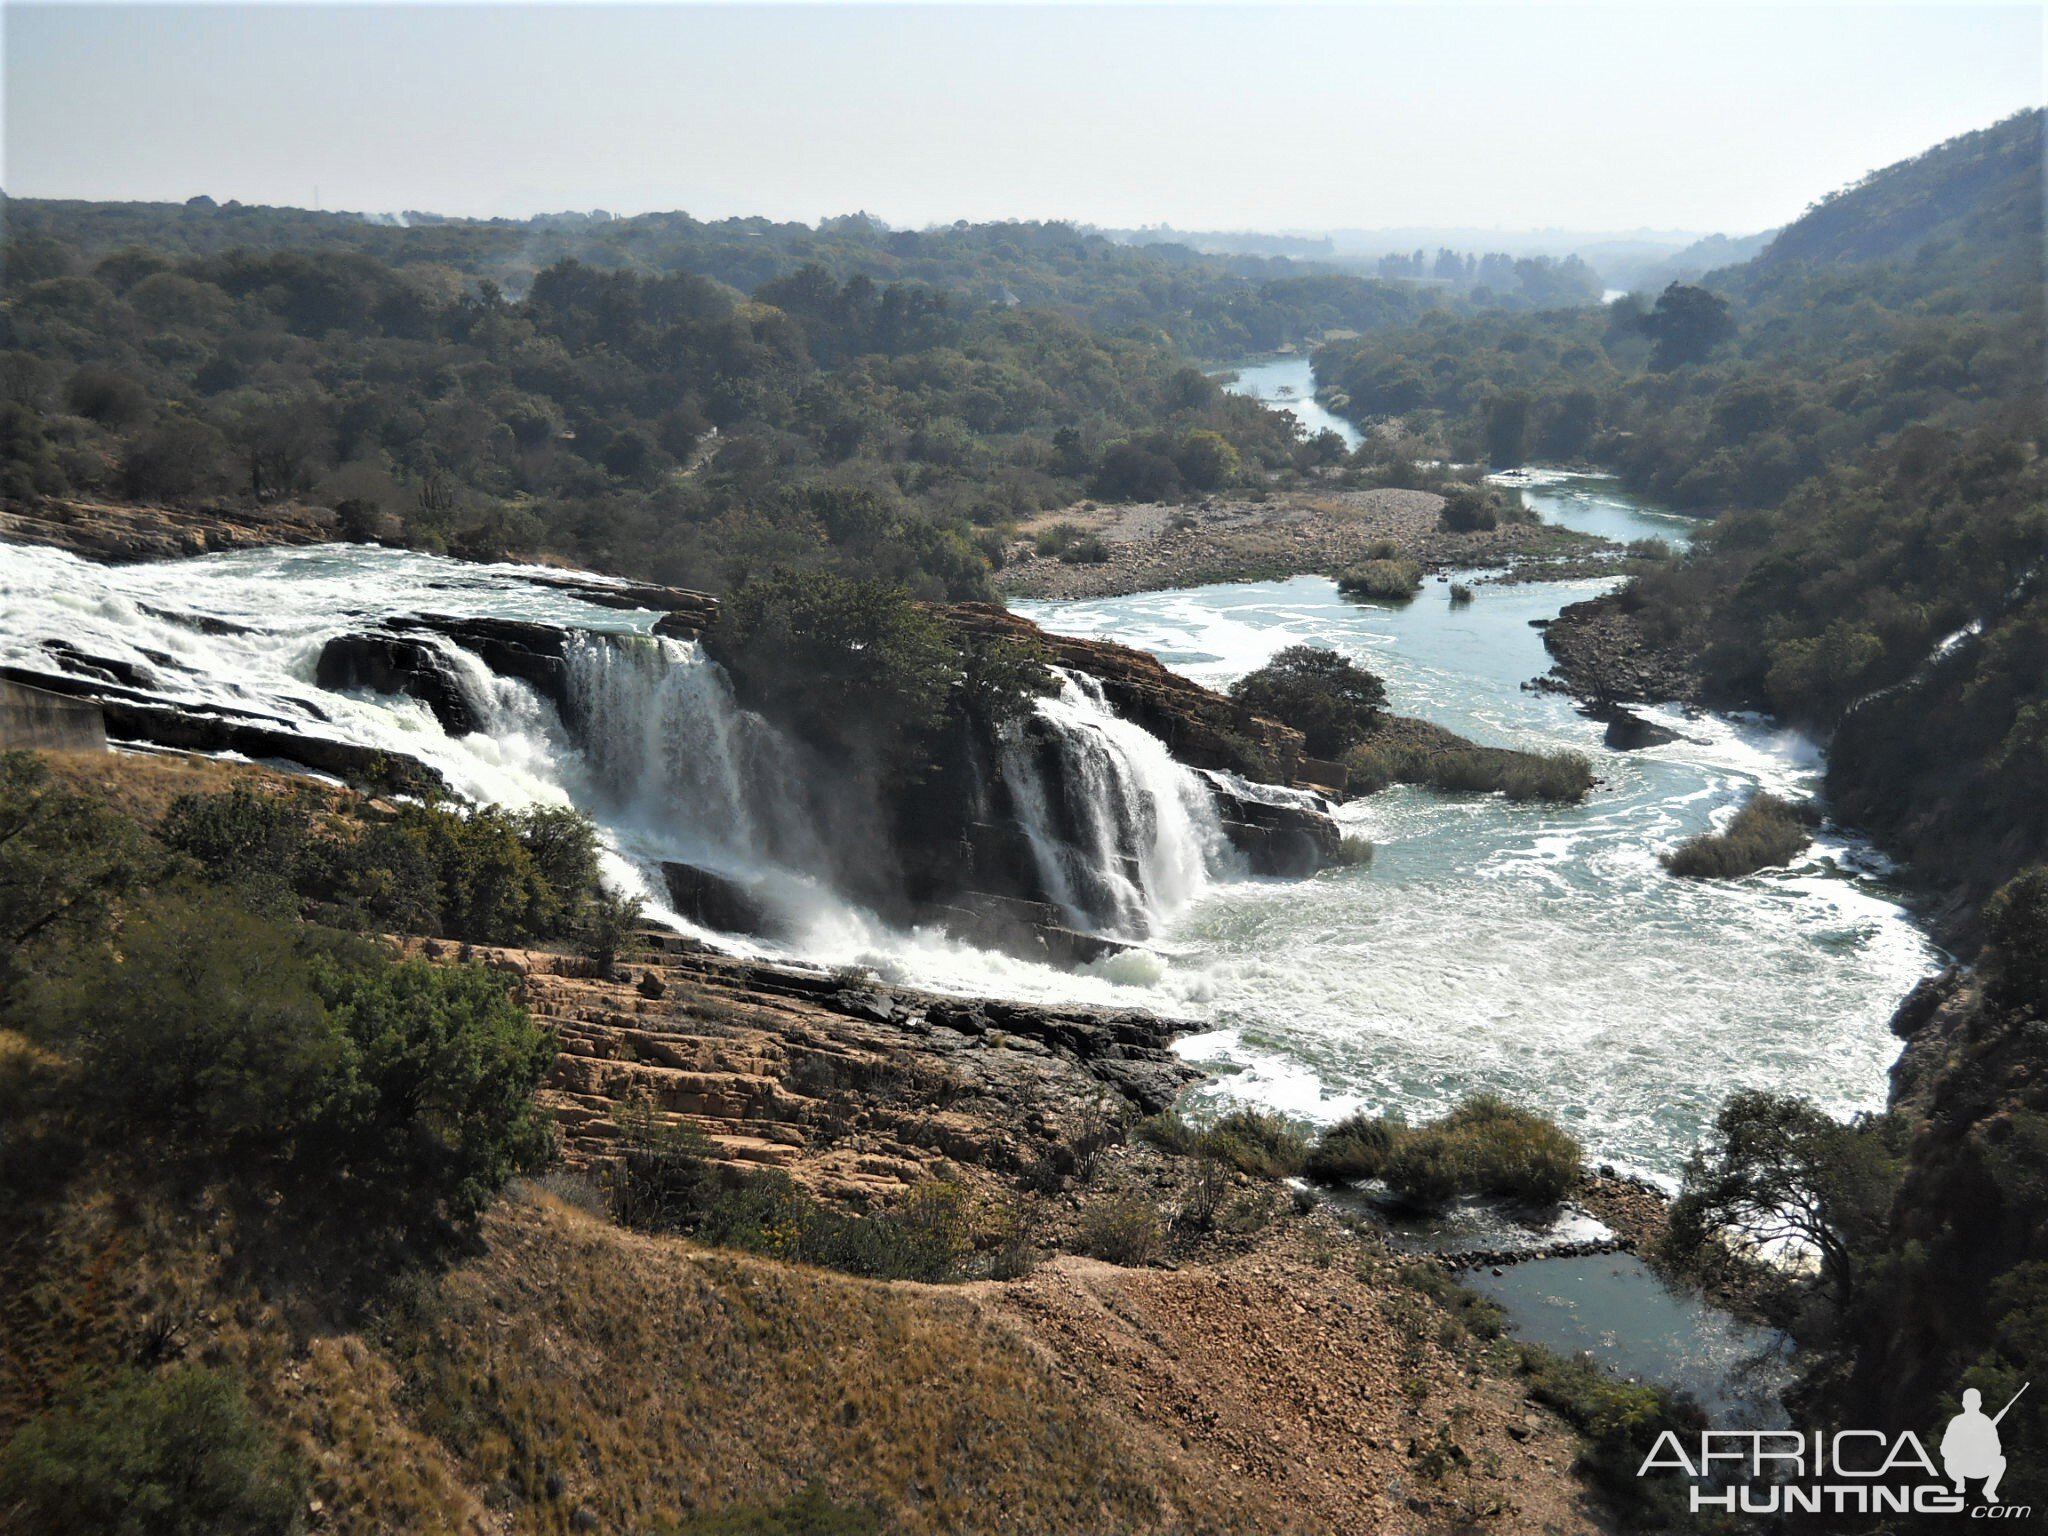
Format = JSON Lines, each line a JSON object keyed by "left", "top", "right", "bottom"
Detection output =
{"left": 1466, "top": 1254, "right": 1792, "bottom": 1425}
{"left": 1012, "top": 477, "right": 1942, "bottom": 1187}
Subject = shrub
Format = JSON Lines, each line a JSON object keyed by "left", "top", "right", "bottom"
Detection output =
{"left": 1437, "top": 487, "right": 1500, "bottom": 533}
{"left": 305, "top": 953, "right": 557, "bottom": 1227}
{"left": 67, "top": 892, "right": 343, "bottom": 1145}
{"left": 1303, "top": 1094, "right": 1581, "bottom": 1207}
{"left": 1515, "top": 1346, "right": 1705, "bottom": 1527}
{"left": 578, "top": 891, "right": 644, "bottom": 978}
{"left": 1661, "top": 791, "right": 1814, "bottom": 879}
{"left": 1228, "top": 645, "right": 1389, "bottom": 757}
{"left": 0, "top": 1364, "right": 307, "bottom": 1536}
{"left": 1177, "top": 1156, "right": 1231, "bottom": 1230}
{"left": 0, "top": 752, "right": 150, "bottom": 1003}
{"left": 1138, "top": 1105, "right": 1307, "bottom": 1177}
{"left": 1343, "top": 741, "right": 1594, "bottom": 803}
{"left": 1304, "top": 1111, "right": 1398, "bottom": 1183}
{"left": 1033, "top": 520, "right": 1087, "bottom": 557}
{"left": 160, "top": 783, "right": 311, "bottom": 913}
{"left": 1448, "top": 582, "right": 1475, "bottom": 607}
{"left": 511, "top": 804, "right": 603, "bottom": 905}
{"left": 1337, "top": 559, "right": 1424, "bottom": 601}
{"left": 1078, "top": 1195, "right": 1164, "bottom": 1266}
{"left": 163, "top": 788, "right": 602, "bottom": 944}
{"left": 1057, "top": 534, "right": 1110, "bottom": 564}
{"left": 1201, "top": 1107, "right": 1309, "bottom": 1178}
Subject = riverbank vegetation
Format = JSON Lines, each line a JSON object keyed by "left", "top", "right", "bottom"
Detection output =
{"left": 1305, "top": 1094, "right": 1583, "bottom": 1207}
{"left": 1659, "top": 791, "right": 1814, "bottom": 880}
{"left": 1224, "top": 645, "right": 1388, "bottom": 758}
{"left": 1335, "top": 557, "right": 1424, "bottom": 602}
{"left": 1342, "top": 716, "right": 1596, "bottom": 803}
{"left": 1662, "top": 867, "right": 2048, "bottom": 1513}
{"left": 0, "top": 200, "right": 1480, "bottom": 601}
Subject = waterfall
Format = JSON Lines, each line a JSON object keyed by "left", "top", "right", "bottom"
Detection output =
{"left": 1002, "top": 669, "right": 1232, "bottom": 939}
{"left": 560, "top": 632, "right": 826, "bottom": 877}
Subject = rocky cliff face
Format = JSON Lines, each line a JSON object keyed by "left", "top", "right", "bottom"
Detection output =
{"left": 1853, "top": 971, "right": 2048, "bottom": 1443}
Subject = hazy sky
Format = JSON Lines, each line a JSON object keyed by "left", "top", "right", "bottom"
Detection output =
{"left": 4, "top": 3, "right": 2041, "bottom": 235}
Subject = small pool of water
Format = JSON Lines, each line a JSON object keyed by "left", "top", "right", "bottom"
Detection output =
{"left": 1464, "top": 1253, "right": 1793, "bottom": 1425}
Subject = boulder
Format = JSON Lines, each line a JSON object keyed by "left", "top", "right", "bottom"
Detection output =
{"left": 660, "top": 861, "right": 787, "bottom": 940}
{"left": 316, "top": 634, "right": 478, "bottom": 735}
{"left": 388, "top": 616, "right": 574, "bottom": 716}
{"left": 1600, "top": 707, "right": 1682, "bottom": 751}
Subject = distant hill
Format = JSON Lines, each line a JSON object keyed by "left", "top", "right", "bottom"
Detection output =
{"left": 1606, "top": 230, "right": 1775, "bottom": 295}
{"left": 1754, "top": 108, "right": 2044, "bottom": 269}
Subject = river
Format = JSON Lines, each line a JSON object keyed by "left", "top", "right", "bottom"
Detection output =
{"left": 1214, "top": 354, "right": 1364, "bottom": 451}
{"left": 0, "top": 462, "right": 1937, "bottom": 1416}
{"left": 1011, "top": 489, "right": 1938, "bottom": 1187}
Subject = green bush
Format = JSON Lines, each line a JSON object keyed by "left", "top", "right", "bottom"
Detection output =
{"left": 162, "top": 787, "right": 604, "bottom": 944}
{"left": 1078, "top": 1195, "right": 1164, "bottom": 1266}
{"left": 1303, "top": 1094, "right": 1581, "bottom": 1207}
{"left": 54, "top": 893, "right": 552, "bottom": 1230}
{"left": 1336, "top": 559, "right": 1424, "bottom": 602}
{"left": 159, "top": 782, "right": 311, "bottom": 913}
{"left": 1661, "top": 791, "right": 1813, "bottom": 879}
{"left": 1201, "top": 1107, "right": 1309, "bottom": 1178}
{"left": 1228, "top": 645, "right": 1389, "bottom": 757}
{"left": 1344, "top": 741, "right": 1594, "bottom": 803}
{"left": 1437, "top": 487, "right": 1499, "bottom": 532}
{"left": 0, "top": 752, "right": 149, "bottom": 1006}
{"left": 305, "top": 952, "right": 557, "bottom": 1226}
{"left": 1137, "top": 1106, "right": 1307, "bottom": 1177}
{"left": 1057, "top": 533, "right": 1110, "bottom": 564}
{"left": 1304, "top": 1112, "right": 1398, "bottom": 1183}
{"left": 0, "top": 1364, "right": 307, "bottom": 1536}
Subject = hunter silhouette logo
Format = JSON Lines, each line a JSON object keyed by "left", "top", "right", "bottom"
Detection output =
{"left": 1637, "top": 1380, "right": 2033, "bottom": 1518}
{"left": 1942, "top": 1385, "right": 2027, "bottom": 1505}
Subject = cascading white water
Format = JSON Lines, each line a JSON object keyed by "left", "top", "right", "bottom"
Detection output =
{"left": 0, "top": 542, "right": 1257, "bottom": 999}
{"left": 560, "top": 631, "right": 825, "bottom": 873}
{"left": 1002, "top": 669, "right": 1233, "bottom": 939}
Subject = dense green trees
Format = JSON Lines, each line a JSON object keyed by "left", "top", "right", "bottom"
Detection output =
{"left": 1226, "top": 645, "right": 1388, "bottom": 758}
{"left": 0, "top": 201, "right": 1437, "bottom": 598}
{"left": 1, "top": 755, "right": 560, "bottom": 1247}
{"left": 0, "top": 1365, "right": 307, "bottom": 1536}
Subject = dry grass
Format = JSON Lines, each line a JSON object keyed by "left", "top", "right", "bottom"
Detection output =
{"left": 33, "top": 749, "right": 326, "bottom": 828}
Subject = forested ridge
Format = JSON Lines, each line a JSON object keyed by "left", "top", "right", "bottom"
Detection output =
{"left": 1319, "top": 110, "right": 2046, "bottom": 912}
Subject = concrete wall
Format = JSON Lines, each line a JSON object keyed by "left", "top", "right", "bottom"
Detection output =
{"left": 0, "top": 680, "right": 108, "bottom": 753}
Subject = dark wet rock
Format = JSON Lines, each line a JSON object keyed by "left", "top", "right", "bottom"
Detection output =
{"left": 1205, "top": 777, "right": 1341, "bottom": 876}
{"left": 925, "top": 890, "right": 1136, "bottom": 969}
{"left": 389, "top": 615, "right": 575, "bottom": 716}
{"left": 1600, "top": 707, "right": 1683, "bottom": 751}
{"left": 37, "top": 639, "right": 157, "bottom": 691}
{"left": 659, "top": 861, "right": 789, "bottom": 940}
{"left": 316, "top": 633, "right": 478, "bottom": 735}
